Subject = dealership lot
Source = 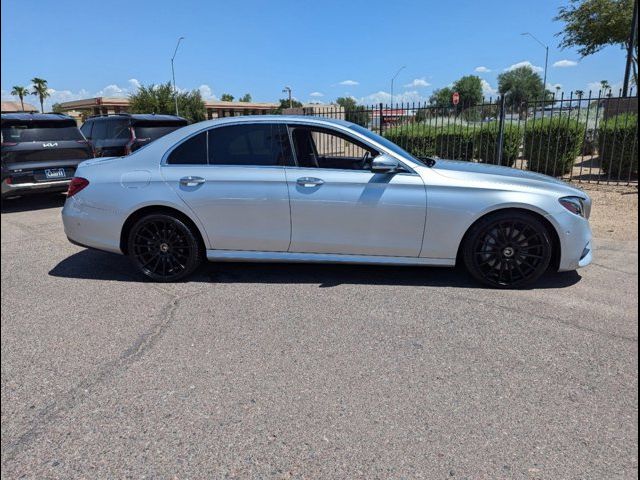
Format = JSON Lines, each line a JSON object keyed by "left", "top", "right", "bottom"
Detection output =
{"left": 1, "top": 193, "right": 637, "bottom": 478}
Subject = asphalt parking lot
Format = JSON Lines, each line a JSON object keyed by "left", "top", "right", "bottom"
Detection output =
{"left": 1, "top": 193, "right": 638, "bottom": 479}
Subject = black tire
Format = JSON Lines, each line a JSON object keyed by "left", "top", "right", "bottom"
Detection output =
{"left": 127, "top": 213, "right": 203, "bottom": 282}
{"left": 462, "top": 211, "right": 552, "bottom": 288}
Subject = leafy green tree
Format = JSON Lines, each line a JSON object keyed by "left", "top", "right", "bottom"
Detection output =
{"left": 129, "top": 82, "right": 206, "bottom": 124}
{"left": 51, "top": 103, "right": 64, "bottom": 113}
{"left": 10, "top": 86, "right": 29, "bottom": 111}
{"left": 274, "top": 97, "right": 303, "bottom": 113}
{"left": 556, "top": 0, "right": 637, "bottom": 86}
{"left": 30, "top": 77, "right": 50, "bottom": 113}
{"left": 336, "top": 97, "right": 370, "bottom": 127}
{"left": 497, "top": 66, "right": 549, "bottom": 115}
{"left": 239, "top": 93, "right": 252, "bottom": 102}
{"left": 429, "top": 87, "right": 454, "bottom": 108}
{"left": 452, "top": 75, "right": 483, "bottom": 106}
{"left": 220, "top": 93, "right": 234, "bottom": 101}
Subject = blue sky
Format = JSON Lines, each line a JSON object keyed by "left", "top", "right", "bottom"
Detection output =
{"left": 0, "top": 0, "right": 630, "bottom": 110}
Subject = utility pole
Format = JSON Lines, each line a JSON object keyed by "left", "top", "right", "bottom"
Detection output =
{"left": 521, "top": 32, "right": 549, "bottom": 91}
{"left": 282, "top": 86, "right": 292, "bottom": 108}
{"left": 171, "top": 36, "right": 185, "bottom": 116}
{"left": 622, "top": 0, "right": 638, "bottom": 97}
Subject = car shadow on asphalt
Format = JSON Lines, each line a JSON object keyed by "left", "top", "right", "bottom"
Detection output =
{"left": 1, "top": 193, "right": 66, "bottom": 213}
{"left": 49, "top": 249, "right": 582, "bottom": 290}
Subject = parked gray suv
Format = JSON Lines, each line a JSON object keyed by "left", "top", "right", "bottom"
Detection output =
{"left": 1, "top": 113, "right": 93, "bottom": 198}
{"left": 80, "top": 113, "right": 188, "bottom": 157}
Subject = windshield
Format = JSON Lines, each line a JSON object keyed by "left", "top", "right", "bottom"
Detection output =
{"left": 348, "top": 124, "right": 427, "bottom": 167}
{"left": 134, "top": 124, "right": 184, "bottom": 141}
{"left": 1, "top": 124, "right": 84, "bottom": 142}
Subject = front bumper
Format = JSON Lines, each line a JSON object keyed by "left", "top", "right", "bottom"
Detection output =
{"left": 551, "top": 210, "right": 593, "bottom": 272}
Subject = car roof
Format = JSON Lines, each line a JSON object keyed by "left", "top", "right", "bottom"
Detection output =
{"left": 86, "top": 113, "right": 187, "bottom": 123}
{"left": 1, "top": 112, "right": 76, "bottom": 124}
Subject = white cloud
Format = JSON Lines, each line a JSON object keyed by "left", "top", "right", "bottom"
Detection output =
{"left": 553, "top": 59, "right": 578, "bottom": 68}
{"left": 475, "top": 66, "right": 491, "bottom": 73}
{"left": 359, "top": 90, "right": 427, "bottom": 105}
{"left": 403, "top": 78, "right": 430, "bottom": 88}
{"left": 95, "top": 84, "right": 128, "bottom": 97}
{"left": 198, "top": 84, "right": 217, "bottom": 100}
{"left": 505, "top": 61, "right": 543, "bottom": 73}
{"left": 481, "top": 79, "right": 497, "bottom": 97}
{"left": 339, "top": 80, "right": 359, "bottom": 86}
{"left": 587, "top": 80, "right": 622, "bottom": 93}
{"left": 128, "top": 78, "right": 141, "bottom": 90}
{"left": 309, "top": 91, "right": 324, "bottom": 97}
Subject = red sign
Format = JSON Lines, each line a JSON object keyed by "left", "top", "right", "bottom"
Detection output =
{"left": 452, "top": 92, "right": 460, "bottom": 105}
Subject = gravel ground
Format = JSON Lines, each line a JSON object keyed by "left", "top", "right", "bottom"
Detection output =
{"left": 1, "top": 192, "right": 637, "bottom": 479}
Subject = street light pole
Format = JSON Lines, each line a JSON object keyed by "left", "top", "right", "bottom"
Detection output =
{"left": 521, "top": 32, "right": 549, "bottom": 93}
{"left": 390, "top": 65, "right": 406, "bottom": 107}
{"left": 282, "top": 86, "right": 292, "bottom": 108}
{"left": 171, "top": 36, "right": 185, "bottom": 116}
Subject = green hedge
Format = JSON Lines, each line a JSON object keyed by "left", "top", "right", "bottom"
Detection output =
{"left": 385, "top": 123, "right": 521, "bottom": 166}
{"left": 434, "top": 128, "right": 474, "bottom": 161}
{"left": 384, "top": 125, "right": 437, "bottom": 159}
{"left": 597, "top": 113, "right": 638, "bottom": 178}
{"left": 474, "top": 123, "right": 521, "bottom": 167}
{"left": 523, "top": 118, "right": 585, "bottom": 176}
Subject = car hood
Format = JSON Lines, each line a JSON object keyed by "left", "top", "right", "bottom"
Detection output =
{"left": 428, "top": 159, "right": 586, "bottom": 197}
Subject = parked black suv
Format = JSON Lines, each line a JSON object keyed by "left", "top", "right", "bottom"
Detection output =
{"left": 80, "top": 113, "right": 188, "bottom": 157}
{"left": 1, "top": 113, "right": 94, "bottom": 198}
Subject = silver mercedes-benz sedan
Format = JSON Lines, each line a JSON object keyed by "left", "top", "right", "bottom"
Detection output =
{"left": 62, "top": 115, "right": 592, "bottom": 288}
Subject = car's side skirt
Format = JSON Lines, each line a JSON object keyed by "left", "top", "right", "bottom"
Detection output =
{"left": 206, "top": 249, "right": 455, "bottom": 267}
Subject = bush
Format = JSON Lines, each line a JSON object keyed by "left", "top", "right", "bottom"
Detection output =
{"left": 474, "top": 123, "right": 522, "bottom": 166}
{"left": 433, "top": 126, "right": 474, "bottom": 160}
{"left": 523, "top": 118, "right": 585, "bottom": 176}
{"left": 384, "top": 125, "right": 437, "bottom": 159}
{"left": 597, "top": 113, "right": 638, "bottom": 178}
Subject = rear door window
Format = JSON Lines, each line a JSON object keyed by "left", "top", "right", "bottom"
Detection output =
{"left": 80, "top": 122, "right": 92, "bottom": 139}
{"left": 167, "top": 132, "right": 207, "bottom": 165}
{"left": 90, "top": 121, "right": 107, "bottom": 140}
{"left": 106, "top": 119, "right": 131, "bottom": 140}
{"left": 208, "top": 124, "right": 292, "bottom": 166}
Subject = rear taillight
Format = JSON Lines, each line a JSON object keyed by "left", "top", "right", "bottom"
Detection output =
{"left": 1, "top": 142, "right": 18, "bottom": 147}
{"left": 67, "top": 177, "right": 89, "bottom": 197}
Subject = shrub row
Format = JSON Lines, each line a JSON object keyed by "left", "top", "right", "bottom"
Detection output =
{"left": 597, "top": 113, "right": 638, "bottom": 178}
{"left": 384, "top": 123, "right": 521, "bottom": 166}
{"left": 385, "top": 114, "right": 637, "bottom": 178}
{"left": 523, "top": 118, "right": 585, "bottom": 176}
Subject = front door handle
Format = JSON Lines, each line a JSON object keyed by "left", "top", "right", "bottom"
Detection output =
{"left": 296, "top": 177, "right": 324, "bottom": 187}
{"left": 179, "top": 176, "right": 206, "bottom": 186}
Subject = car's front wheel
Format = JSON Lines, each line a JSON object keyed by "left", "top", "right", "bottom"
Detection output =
{"left": 127, "top": 213, "right": 203, "bottom": 282}
{"left": 462, "top": 211, "right": 553, "bottom": 288}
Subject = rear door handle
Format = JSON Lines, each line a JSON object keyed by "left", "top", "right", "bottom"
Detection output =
{"left": 179, "top": 176, "right": 206, "bottom": 186}
{"left": 296, "top": 177, "right": 324, "bottom": 187}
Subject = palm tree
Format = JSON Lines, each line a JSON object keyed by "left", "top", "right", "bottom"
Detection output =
{"left": 599, "top": 80, "right": 611, "bottom": 96}
{"left": 10, "top": 86, "right": 29, "bottom": 111}
{"left": 30, "top": 77, "right": 50, "bottom": 113}
{"left": 574, "top": 89, "right": 584, "bottom": 99}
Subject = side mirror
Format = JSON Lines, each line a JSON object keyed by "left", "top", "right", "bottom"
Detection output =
{"left": 371, "top": 154, "right": 400, "bottom": 173}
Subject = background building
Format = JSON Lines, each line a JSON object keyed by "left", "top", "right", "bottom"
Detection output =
{"left": 1, "top": 101, "right": 39, "bottom": 113}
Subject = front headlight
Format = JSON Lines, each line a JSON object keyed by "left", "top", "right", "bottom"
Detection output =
{"left": 559, "top": 196, "right": 587, "bottom": 218}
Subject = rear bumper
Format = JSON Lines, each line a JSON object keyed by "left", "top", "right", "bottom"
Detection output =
{"left": 62, "top": 195, "right": 123, "bottom": 254}
{"left": 1, "top": 177, "right": 70, "bottom": 197}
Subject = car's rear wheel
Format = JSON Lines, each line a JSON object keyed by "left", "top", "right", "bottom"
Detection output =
{"left": 127, "top": 213, "right": 203, "bottom": 282}
{"left": 462, "top": 211, "right": 552, "bottom": 288}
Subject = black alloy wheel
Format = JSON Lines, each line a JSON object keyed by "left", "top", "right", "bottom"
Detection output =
{"left": 463, "top": 211, "right": 552, "bottom": 288}
{"left": 128, "top": 213, "right": 203, "bottom": 282}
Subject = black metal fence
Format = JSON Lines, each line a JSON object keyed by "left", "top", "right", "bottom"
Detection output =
{"left": 288, "top": 90, "right": 638, "bottom": 186}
